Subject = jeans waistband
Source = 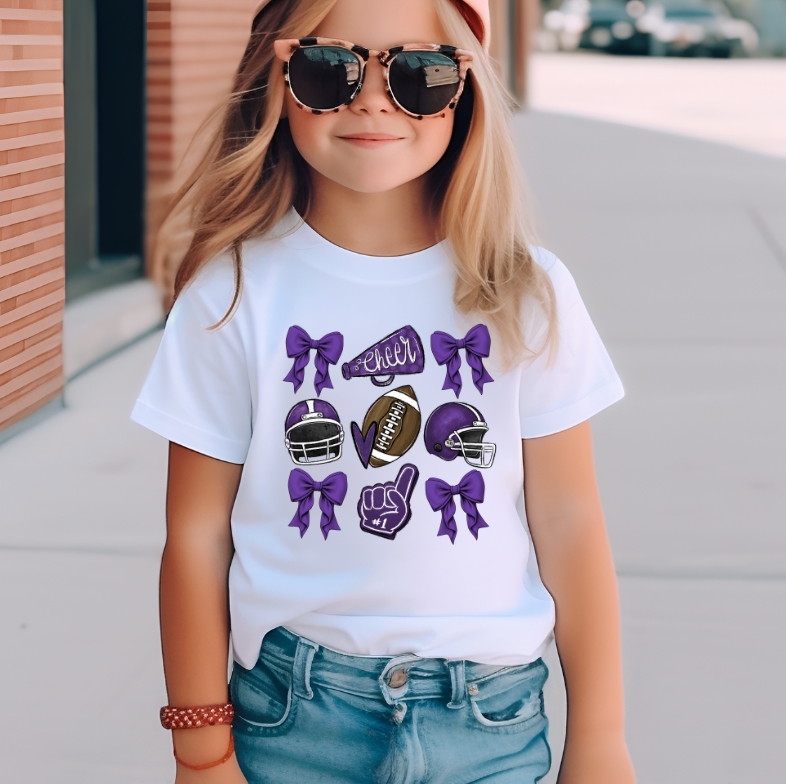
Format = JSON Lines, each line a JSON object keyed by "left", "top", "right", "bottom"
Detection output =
{"left": 254, "top": 626, "right": 536, "bottom": 710}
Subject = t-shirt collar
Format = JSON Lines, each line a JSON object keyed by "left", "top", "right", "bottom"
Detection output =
{"left": 276, "top": 208, "right": 451, "bottom": 284}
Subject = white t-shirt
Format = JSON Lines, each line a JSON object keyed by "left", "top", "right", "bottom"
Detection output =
{"left": 131, "top": 210, "right": 624, "bottom": 669}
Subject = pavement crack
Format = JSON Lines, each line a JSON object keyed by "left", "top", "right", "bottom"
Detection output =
{"left": 748, "top": 206, "right": 786, "bottom": 274}
{"left": 616, "top": 568, "right": 786, "bottom": 582}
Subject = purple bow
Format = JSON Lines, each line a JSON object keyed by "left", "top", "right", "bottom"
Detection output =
{"left": 425, "top": 470, "right": 488, "bottom": 544}
{"left": 288, "top": 469, "right": 348, "bottom": 540}
{"left": 284, "top": 326, "right": 344, "bottom": 396}
{"left": 431, "top": 325, "right": 494, "bottom": 397}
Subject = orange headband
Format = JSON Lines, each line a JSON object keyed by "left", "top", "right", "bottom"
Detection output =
{"left": 250, "top": 0, "right": 490, "bottom": 47}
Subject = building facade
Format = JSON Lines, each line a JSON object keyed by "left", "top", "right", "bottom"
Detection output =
{"left": 0, "top": 1, "right": 65, "bottom": 436}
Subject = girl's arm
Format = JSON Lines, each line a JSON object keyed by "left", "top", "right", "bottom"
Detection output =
{"left": 522, "top": 421, "right": 636, "bottom": 784}
{"left": 162, "top": 442, "right": 248, "bottom": 783}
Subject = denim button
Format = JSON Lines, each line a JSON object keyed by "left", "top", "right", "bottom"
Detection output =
{"left": 392, "top": 702, "right": 408, "bottom": 724}
{"left": 389, "top": 669, "right": 408, "bottom": 688}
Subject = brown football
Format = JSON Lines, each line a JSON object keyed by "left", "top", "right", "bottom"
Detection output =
{"left": 362, "top": 385, "right": 421, "bottom": 468}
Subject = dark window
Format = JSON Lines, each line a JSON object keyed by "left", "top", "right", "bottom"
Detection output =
{"left": 64, "top": 0, "right": 146, "bottom": 301}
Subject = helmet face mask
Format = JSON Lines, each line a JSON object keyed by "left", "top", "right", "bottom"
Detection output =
{"left": 424, "top": 402, "right": 496, "bottom": 469}
{"left": 285, "top": 401, "right": 344, "bottom": 465}
{"left": 445, "top": 425, "right": 496, "bottom": 468}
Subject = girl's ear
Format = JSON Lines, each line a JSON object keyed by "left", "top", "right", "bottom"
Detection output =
{"left": 274, "top": 39, "right": 297, "bottom": 62}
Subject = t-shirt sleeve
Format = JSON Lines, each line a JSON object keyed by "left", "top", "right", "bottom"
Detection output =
{"left": 519, "top": 249, "right": 624, "bottom": 438}
{"left": 130, "top": 267, "right": 252, "bottom": 464}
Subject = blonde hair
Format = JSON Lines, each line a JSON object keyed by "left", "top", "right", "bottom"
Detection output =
{"left": 159, "top": 0, "right": 557, "bottom": 364}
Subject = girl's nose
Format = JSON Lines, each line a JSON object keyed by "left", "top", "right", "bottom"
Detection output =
{"left": 349, "top": 58, "right": 396, "bottom": 115}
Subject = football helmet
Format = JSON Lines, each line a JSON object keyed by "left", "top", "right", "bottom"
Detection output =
{"left": 424, "top": 402, "right": 496, "bottom": 468}
{"left": 284, "top": 399, "right": 344, "bottom": 465}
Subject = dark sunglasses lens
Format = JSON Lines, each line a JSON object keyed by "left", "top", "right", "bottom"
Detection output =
{"left": 388, "top": 52, "right": 460, "bottom": 115}
{"left": 288, "top": 46, "right": 361, "bottom": 111}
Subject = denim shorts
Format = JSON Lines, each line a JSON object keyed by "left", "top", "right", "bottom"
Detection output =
{"left": 230, "top": 626, "right": 551, "bottom": 784}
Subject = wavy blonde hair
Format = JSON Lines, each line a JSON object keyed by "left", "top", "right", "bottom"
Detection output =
{"left": 159, "top": 0, "right": 557, "bottom": 364}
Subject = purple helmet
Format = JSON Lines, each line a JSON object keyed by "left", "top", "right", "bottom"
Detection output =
{"left": 423, "top": 402, "right": 496, "bottom": 469}
{"left": 284, "top": 399, "right": 344, "bottom": 465}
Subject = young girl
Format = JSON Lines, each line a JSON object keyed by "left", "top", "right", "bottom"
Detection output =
{"left": 131, "top": 0, "right": 636, "bottom": 782}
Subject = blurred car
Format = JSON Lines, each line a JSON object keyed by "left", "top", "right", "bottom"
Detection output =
{"left": 544, "top": 0, "right": 653, "bottom": 54}
{"left": 638, "top": 2, "right": 759, "bottom": 56}
{"left": 543, "top": 0, "right": 759, "bottom": 56}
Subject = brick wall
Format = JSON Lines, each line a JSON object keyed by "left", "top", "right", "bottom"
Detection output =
{"left": 0, "top": 0, "right": 65, "bottom": 434}
{"left": 146, "top": 0, "right": 249, "bottom": 292}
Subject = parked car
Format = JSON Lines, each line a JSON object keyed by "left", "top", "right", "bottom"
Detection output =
{"left": 543, "top": 0, "right": 758, "bottom": 56}
{"left": 544, "top": 0, "right": 651, "bottom": 54}
{"left": 637, "top": 2, "right": 759, "bottom": 56}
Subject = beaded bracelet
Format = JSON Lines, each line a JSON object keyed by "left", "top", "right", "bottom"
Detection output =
{"left": 174, "top": 731, "right": 235, "bottom": 771}
{"left": 160, "top": 703, "right": 235, "bottom": 730}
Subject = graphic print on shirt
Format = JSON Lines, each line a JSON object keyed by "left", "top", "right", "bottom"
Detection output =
{"left": 426, "top": 470, "right": 488, "bottom": 544}
{"left": 285, "top": 399, "right": 344, "bottom": 465}
{"left": 351, "top": 385, "right": 421, "bottom": 469}
{"left": 424, "top": 402, "right": 496, "bottom": 468}
{"left": 288, "top": 469, "right": 348, "bottom": 540}
{"left": 358, "top": 464, "right": 419, "bottom": 540}
{"left": 342, "top": 325, "right": 424, "bottom": 387}
{"left": 431, "top": 324, "right": 494, "bottom": 397}
{"left": 284, "top": 325, "right": 344, "bottom": 396}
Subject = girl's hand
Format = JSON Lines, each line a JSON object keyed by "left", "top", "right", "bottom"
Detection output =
{"left": 557, "top": 730, "right": 636, "bottom": 784}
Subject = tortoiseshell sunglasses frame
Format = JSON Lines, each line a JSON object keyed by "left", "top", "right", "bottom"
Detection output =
{"left": 273, "top": 38, "right": 474, "bottom": 120}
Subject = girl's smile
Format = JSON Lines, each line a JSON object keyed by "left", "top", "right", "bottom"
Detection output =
{"left": 337, "top": 132, "right": 406, "bottom": 148}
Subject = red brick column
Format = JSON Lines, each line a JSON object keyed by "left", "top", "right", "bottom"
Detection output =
{"left": 488, "top": 0, "right": 536, "bottom": 105}
{"left": 0, "top": 0, "right": 65, "bottom": 434}
{"left": 146, "top": 0, "right": 250, "bottom": 295}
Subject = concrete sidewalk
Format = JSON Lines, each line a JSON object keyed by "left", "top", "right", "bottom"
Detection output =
{"left": 529, "top": 52, "right": 786, "bottom": 159}
{"left": 2, "top": 112, "right": 785, "bottom": 783}
{"left": 514, "top": 110, "right": 786, "bottom": 784}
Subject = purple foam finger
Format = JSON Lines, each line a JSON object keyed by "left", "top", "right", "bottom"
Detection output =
{"left": 358, "top": 463, "right": 419, "bottom": 541}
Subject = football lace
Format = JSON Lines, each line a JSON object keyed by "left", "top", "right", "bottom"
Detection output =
{"left": 375, "top": 401, "right": 406, "bottom": 452}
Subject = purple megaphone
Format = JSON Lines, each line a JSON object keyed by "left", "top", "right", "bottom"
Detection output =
{"left": 342, "top": 326, "right": 425, "bottom": 387}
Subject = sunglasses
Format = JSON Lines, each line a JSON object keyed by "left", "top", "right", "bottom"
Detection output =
{"left": 273, "top": 38, "right": 474, "bottom": 119}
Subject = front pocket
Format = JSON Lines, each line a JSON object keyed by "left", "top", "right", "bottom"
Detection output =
{"left": 468, "top": 659, "right": 547, "bottom": 730}
{"left": 230, "top": 661, "right": 298, "bottom": 736}
{"left": 470, "top": 693, "right": 542, "bottom": 728}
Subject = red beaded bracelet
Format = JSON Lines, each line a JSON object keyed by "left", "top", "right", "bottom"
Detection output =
{"left": 160, "top": 703, "right": 235, "bottom": 730}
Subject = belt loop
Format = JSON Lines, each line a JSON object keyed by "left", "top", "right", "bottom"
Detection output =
{"left": 292, "top": 637, "right": 319, "bottom": 700}
{"left": 446, "top": 660, "right": 466, "bottom": 709}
